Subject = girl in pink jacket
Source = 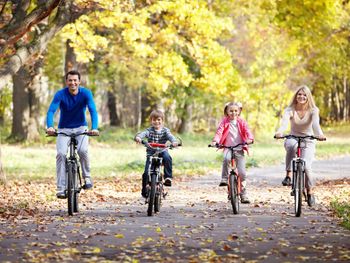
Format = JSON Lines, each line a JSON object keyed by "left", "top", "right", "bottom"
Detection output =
{"left": 211, "top": 102, "right": 254, "bottom": 203}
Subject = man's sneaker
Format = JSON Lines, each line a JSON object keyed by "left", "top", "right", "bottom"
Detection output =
{"left": 56, "top": 190, "right": 66, "bottom": 199}
{"left": 282, "top": 176, "right": 292, "bottom": 186}
{"left": 240, "top": 194, "right": 251, "bottom": 204}
{"left": 219, "top": 178, "right": 228, "bottom": 187}
{"left": 84, "top": 177, "right": 93, "bottom": 189}
{"left": 164, "top": 178, "right": 172, "bottom": 187}
{"left": 307, "top": 194, "right": 315, "bottom": 207}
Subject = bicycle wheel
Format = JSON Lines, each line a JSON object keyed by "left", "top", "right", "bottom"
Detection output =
{"left": 147, "top": 172, "right": 157, "bottom": 216}
{"left": 154, "top": 178, "right": 162, "bottom": 213}
{"left": 294, "top": 162, "right": 303, "bottom": 217}
{"left": 67, "top": 162, "right": 75, "bottom": 216}
{"left": 229, "top": 173, "right": 239, "bottom": 214}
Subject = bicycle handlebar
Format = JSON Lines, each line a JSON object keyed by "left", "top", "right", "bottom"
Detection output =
{"left": 47, "top": 131, "right": 99, "bottom": 137}
{"left": 274, "top": 134, "right": 326, "bottom": 141}
{"left": 141, "top": 140, "right": 182, "bottom": 149}
{"left": 208, "top": 142, "right": 253, "bottom": 149}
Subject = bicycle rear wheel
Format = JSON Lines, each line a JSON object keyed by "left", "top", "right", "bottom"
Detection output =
{"left": 294, "top": 162, "right": 303, "bottom": 217}
{"left": 229, "top": 173, "right": 239, "bottom": 214}
{"left": 67, "top": 162, "right": 75, "bottom": 216}
{"left": 147, "top": 173, "right": 157, "bottom": 216}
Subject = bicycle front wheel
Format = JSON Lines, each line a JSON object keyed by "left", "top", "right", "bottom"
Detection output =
{"left": 147, "top": 173, "right": 157, "bottom": 216}
{"left": 67, "top": 162, "right": 76, "bottom": 216}
{"left": 73, "top": 169, "right": 80, "bottom": 213}
{"left": 154, "top": 180, "right": 162, "bottom": 213}
{"left": 229, "top": 173, "right": 239, "bottom": 214}
{"left": 294, "top": 162, "right": 303, "bottom": 217}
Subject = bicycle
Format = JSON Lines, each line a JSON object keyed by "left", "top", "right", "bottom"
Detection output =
{"left": 141, "top": 140, "right": 181, "bottom": 216}
{"left": 274, "top": 135, "right": 325, "bottom": 217}
{"left": 48, "top": 131, "right": 98, "bottom": 216}
{"left": 208, "top": 142, "right": 252, "bottom": 214}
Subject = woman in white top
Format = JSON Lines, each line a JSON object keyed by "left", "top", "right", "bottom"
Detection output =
{"left": 275, "top": 85, "right": 326, "bottom": 207}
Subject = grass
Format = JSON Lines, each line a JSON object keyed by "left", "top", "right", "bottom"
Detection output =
{"left": 331, "top": 199, "right": 350, "bottom": 230}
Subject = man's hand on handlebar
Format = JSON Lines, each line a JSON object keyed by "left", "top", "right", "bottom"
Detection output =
{"left": 46, "top": 127, "right": 56, "bottom": 136}
{"left": 87, "top": 129, "right": 99, "bottom": 136}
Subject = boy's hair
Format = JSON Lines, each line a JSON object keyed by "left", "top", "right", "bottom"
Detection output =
{"left": 224, "top": 102, "right": 242, "bottom": 116}
{"left": 149, "top": 109, "right": 165, "bottom": 120}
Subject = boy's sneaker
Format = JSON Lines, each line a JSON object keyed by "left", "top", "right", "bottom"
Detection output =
{"left": 219, "top": 179, "right": 228, "bottom": 187}
{"left": 164, "top": 178, "right": 172, "bottom": 187}
{"left": 56, "top": 189, "right": 66, "bottom": 199}
{"left": 84, "top": 177, "right": 93, "bottom": 189}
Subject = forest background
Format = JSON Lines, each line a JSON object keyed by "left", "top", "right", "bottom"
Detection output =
{"left": 0, "top": 0, "right": 349, "bottom": 222}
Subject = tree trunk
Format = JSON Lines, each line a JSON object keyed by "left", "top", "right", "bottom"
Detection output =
{"left": 11, "top": 60, "right": 42, "bottom": 142}
{"left": 107, "top": 90, "right": 120, "bottom": 126}
{"left": 178, "top": 101, "right": 193, "bottom": 134}
{"left": 11, "top": 66, "right": 30, "bottom": 141}
{"left": 0, "top": 146, "right": 6, "bottom": 185}
{"left": 27, "top": 60, "right": 43, "bottom": 141}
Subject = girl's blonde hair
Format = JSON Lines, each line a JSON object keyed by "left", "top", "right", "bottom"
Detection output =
{"left": 288, "top": 85, "right": 316, "bottom": 110}
{"left": 224, "top": 102, "right": 242, "bottom": 116}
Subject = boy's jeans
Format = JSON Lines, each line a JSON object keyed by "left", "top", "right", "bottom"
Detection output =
{"left": 142, "top": 151, "right": 172, "bottom": 195}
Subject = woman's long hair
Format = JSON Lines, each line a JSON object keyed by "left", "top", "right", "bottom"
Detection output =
{"left": 288, "top": 85, "right": 317, "bottom": 110}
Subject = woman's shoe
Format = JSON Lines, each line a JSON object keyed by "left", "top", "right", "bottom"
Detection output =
{"left": 282, "top": 176, "right": 292, "bottom": 186}
{"left": 307, "top": 194, "right": 315, "bottom": 207}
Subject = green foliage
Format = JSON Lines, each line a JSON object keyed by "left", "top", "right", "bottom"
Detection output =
{"left": 331, "top": 199, "right": 350, "bottom": 230}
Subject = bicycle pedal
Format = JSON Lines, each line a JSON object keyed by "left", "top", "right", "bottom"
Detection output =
{"left": 163, "top": 192, "right": 168, "bottom": 198}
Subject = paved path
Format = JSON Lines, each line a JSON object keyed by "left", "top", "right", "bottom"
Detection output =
{"left": 0, "top": 156, "right": 349, "bottom": 262}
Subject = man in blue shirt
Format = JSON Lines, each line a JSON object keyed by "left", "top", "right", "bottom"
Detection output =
{"left": 46, "top": 70, "right": 99, "bottom": 198}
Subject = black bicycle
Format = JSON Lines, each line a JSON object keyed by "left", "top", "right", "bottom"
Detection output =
{"left": 209, "top": 142, "right": 251, "bottom": 214}
{"left": 141, "top": 141, "right": 181, "bottom": 216}
{"left": 48, "top": 131, "right": 97, "bottom": 216}
{"left": 275, "top": 135, "right": 325, "bottom": 217}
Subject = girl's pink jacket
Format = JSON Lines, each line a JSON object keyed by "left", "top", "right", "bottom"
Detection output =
{"left": 213, "top": 116, "right": 254, "bottom": 154}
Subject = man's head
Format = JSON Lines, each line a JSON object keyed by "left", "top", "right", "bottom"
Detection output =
{"left": 149, "top": 109, "right": 164, "bottom": 130}
{"left": 65, "top": 70, "right": 81, "bottom": 95}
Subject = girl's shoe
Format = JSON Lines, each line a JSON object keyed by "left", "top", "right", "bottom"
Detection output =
{"left": 219, "top": 179, "right": 228, "bottom": 187}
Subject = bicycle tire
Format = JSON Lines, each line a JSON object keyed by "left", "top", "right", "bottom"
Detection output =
{"left": 154, "top": 184, "right": 162, "bottom": 213}
{"left": 67, "top": 162, "right": 75, "bottom": 216}
{"left": 294, "top": 162, "right": 303, "bottom": 217}
{"left": 229, "top": 173, "right": 239, "bottom": 214}
{"left": 147, "top": 172, "right": 157, "bottom": 216}
{"left": 73, "top": 167, "right": 79, "bottom": 213}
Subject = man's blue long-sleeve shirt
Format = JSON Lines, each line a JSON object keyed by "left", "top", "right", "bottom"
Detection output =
{"left": 46, "top": 87, "right": 98, "bottom": 129}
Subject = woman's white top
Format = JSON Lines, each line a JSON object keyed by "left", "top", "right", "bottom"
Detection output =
{"left": 277, "top": 107, "right": 324, "bottom": 136}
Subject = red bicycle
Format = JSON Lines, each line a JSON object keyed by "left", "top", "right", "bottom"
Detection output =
{"left": 209, "top": 142, "right": 251, "bottom": 214}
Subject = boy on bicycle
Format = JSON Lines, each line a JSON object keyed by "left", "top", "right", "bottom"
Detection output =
{"left": 135, "top": 109, "right": 178, "bottom": 198}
